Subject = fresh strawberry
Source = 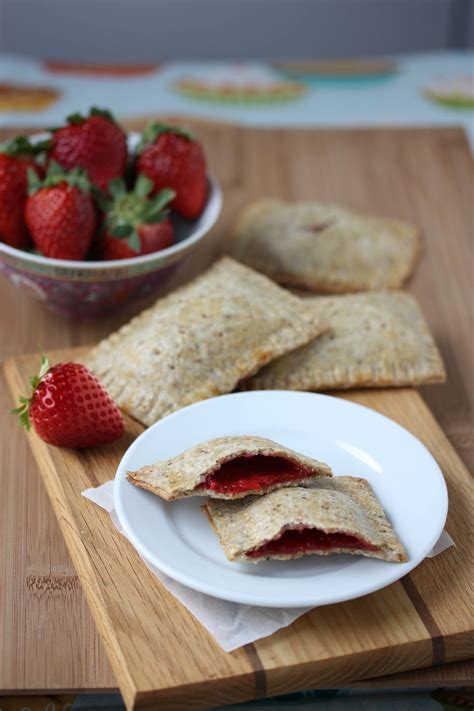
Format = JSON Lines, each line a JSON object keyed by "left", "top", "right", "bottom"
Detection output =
{"left": 136, "top": 122, "right": 207, "bottom": 220}
{"left": 98, "top": 174, "right": 175, "bottom": 260}
{"left": 12, "top": 354, "right": 125, "bottom": 448}
{"left": 48, "top": 107, "right": 127, "bottom": 191}
{"left": 0, "top": 136, "right": 43, "bottom": 249}
{"left": 25, "top": 161, "right": 96, "bottom": 260}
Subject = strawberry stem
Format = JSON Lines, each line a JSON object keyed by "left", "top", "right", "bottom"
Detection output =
{"left": 27, "top": 161, "right": 92, "bottom": 195}
{"left": 143, "top": 188, "right": 175, "bottom": 222}
{"left": 67, "top": 112, "right": 85, "bottom": 125}
{"left": 108, "top": 177, "right": 128, "bottom": 199}
{"left": 11, "top": 354, "right": 49, "bottom": 431}
{"left": 134, "top": 173, "right": 153, "bottom": 199}
{"left": 90, "top": 106, "right": 116, "bottom": 123}
{"left": 27, "top": 167, "right": 43, "bottom": 195}
{"left": 2, "top": 135, "right": 45, "bottom": 157}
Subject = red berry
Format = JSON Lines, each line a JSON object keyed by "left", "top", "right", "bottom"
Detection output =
{"left": 0, "top": 136, "right": 43, "bottom": 249}
{"left": 136, "top": 123, "right": 207, "bottom": 220}
{"left": 49, "top": 108, "right": 127, "bottom": 191}
{"left": 12, "top": 356, "right": 124, "bottom": 448}
{"left": 25, "top": 163, "right": 96, "bottom": 260}
{"left": 137, "top": 220, "right": 174, "bottom": 252}
{"left": 102, "top": 218, "right": 174, "bottom": 260}
{"left": 97, "top": 174, "right": 175, "bottom": 260}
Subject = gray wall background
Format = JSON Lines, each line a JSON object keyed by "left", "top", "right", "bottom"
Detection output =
{"left": 1, "top": 0, "right": 473, "bottom": 61}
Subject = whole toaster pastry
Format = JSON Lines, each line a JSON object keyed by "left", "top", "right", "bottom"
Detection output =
{"left": 230, "top": 199, "right": 422, "bottom": 293}
{"left": 245, "top": 292, "right": 446, "bottom": 391}
{"left": 84, "top": 257, "right": 324, "bottom": 426}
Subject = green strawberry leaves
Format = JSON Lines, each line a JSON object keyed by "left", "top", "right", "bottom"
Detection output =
{"left": 29, "top": 353, "right": 50, "bottom": 389}
{"left": 65, "top": 106, "right": 117, "bottom": 127}
{"left": 11, "top": 395, "right": 32, "bottom": 430}
{"left": 134, "top": 173, "right": 153, "bottom": 199}
{"left": 26, "top": 168, "right": 43, "bottom": 195}
{"left": 122, "top": 229, "right": 141, "bottom": 253}
{"left": 2, "top": 135, "right": 47, "bottom": 158}
{"left": 11, "top": 353, "right": 50, "bottom": 431}
{"left": 89, "top": 106, "right": 116, "bottom": 123}
{"left": 27, "top": 160, "right": 93, "bottom": 196}
{"left": 136, "top": 121, "right": 195, "bottom": 154}
{"left": 46, "top": 106, "right": 118, "bottom": 132}
{"left": 32, "top": 139, "right": 53, "bottom": 154}
{"left": 3, "top": 135, "right": 36, "bottom": 157}
{"left": 66, "top": 112, "right": 85, "bottom": 125}
{"left": 111, "top": 224, "right": 133, "bottom": 238}
{"left": 107, "top": 177, "right": 128, "bottom": 200}
{"left": 144, "top": 188, "right": 175, "bottom": 222}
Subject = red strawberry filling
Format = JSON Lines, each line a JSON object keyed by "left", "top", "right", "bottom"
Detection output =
{"left": 246, "top": 527, "right": 379, "bottom": 559}
{"left": 197, "top": 455, "right": 313, "bottom": 494}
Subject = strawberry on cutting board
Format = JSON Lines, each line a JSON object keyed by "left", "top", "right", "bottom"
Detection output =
{"left": 98, "top": 174, "right": 175, "bottom": 260}
{"left": 0, "top": 136, "right": 43, "bottom": 249}
{"left": 12, "top": 354, "right": 125, "bottom": 448}
{"left": 48, "top": 107, "right": 127, "bottom": 191}
{"left": 25, "top": 161, "right": 96, "bottom": 260}
{"left": 136, "top": 122, "right": 207, "bottom": 220}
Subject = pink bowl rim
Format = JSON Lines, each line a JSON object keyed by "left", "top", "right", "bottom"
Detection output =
{"left": 0, "top": 131, "right": 222, "bottom": 272}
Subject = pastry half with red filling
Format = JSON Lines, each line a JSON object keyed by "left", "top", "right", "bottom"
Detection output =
{"left": 126, "top": 435, "right": 332, "bottom": 500}
{"left": 203, "top": 477, "right": 408, "bottom": 563}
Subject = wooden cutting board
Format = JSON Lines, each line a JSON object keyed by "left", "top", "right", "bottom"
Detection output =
{"left": 1, "top": 123, "right": 473, "bottom": 703}
{"left": 4, "top": 353, "right": 473, "bottom": 710}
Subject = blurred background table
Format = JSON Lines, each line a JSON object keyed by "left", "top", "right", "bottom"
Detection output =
{"left": 1, "top": 50, "right": 473, "bottom": 146}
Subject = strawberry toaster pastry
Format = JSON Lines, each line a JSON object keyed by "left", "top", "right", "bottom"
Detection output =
{"left": 85, "top": 257, "right": 324, "bottom": 425}
{"left": 204, "top": 477, "right": 408, "bottom": 563}
{"left": 230, "top": 198, "right": 421, "bottom": 293}
{"left": 245, "top": 292, "right": 446, "bottom": 392}
{"left": 127, "top": 435, "right": 332, "bottom": 500}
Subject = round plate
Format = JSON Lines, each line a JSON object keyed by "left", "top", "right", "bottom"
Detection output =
{"left": 114, "top": 391, "right": 448, "bottom": 608}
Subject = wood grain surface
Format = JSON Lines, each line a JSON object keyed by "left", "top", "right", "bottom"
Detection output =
{"left": 0, "top": 122, "right": 473, "bottom": 702}
{"left": 4, "top": 353, "right": 474, "bottom": 710}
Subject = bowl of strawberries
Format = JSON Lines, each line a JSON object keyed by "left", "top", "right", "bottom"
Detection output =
{"left": 0, "top": 108, "right": 222, "bottom": 317}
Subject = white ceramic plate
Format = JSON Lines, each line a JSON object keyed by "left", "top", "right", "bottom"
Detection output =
{"left": 114, "top": 391, "right": 448, "bottom": 608}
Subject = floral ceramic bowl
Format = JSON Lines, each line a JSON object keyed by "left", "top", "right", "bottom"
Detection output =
{"left": 0, "top": 132, "right": 222, "bottom": 318}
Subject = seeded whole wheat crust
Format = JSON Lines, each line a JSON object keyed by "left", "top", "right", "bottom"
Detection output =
{"left": 127, "top": 435, "right": 332, "bottom": 500}
{"left": 204, "top": 476, "right": 408, "bottom": 563}
{"left": 245, "top": 292, "right": 446, "bottom": 391}
{"left": 84, "top": 257, "right": 324, "bottom": 426}
{"left": 230, "top": 199, "right": 422, "bottom": 293}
